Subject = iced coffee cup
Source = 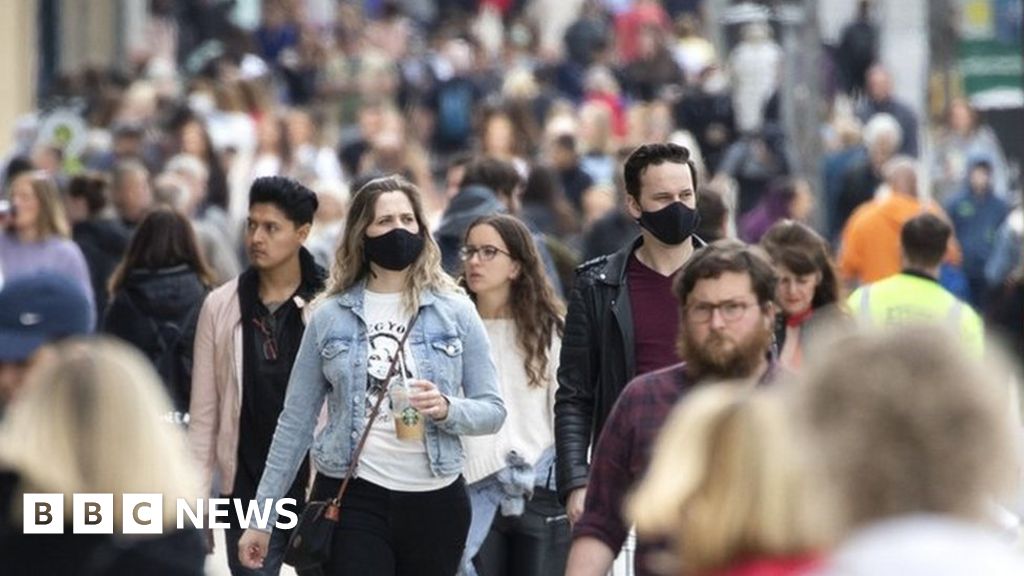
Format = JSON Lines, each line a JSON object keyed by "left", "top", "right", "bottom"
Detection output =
{"left": 390, "top": 384, "right": 424, "bottom": 441}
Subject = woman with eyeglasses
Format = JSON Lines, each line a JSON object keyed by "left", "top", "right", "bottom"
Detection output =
{"left": 102, "top": 207, "right": 213, "bottom": 424}
{"left": 238, "top": 176, "right": 505, "bottom": 576}
{"left": 458, "top": 214, "right": 570, "bottom": 576}
{"left": 759, "top": 220, "right": 846, "bottom": 370}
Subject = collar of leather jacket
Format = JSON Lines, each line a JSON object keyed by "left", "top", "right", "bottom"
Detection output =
{"left": 591, "top": 234, "right": 708, "bottom": 286}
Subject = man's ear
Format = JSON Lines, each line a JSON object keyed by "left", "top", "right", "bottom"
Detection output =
{"left": 763, "top": 301, "right": 777, "bottom": 327}
{"left": 625, "top": 193, "right": 642, "bottom": 220}
{"left": 297, "top": 222, "right": 312, "bottom": 242}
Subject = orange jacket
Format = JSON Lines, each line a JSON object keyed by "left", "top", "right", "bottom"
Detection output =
{"left": 839, "top": 194, "right": 961, "bottom": 285}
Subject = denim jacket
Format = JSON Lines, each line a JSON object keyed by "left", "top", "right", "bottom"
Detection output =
{"left": 254, "top": 281, "right": 506, "bottom": 529}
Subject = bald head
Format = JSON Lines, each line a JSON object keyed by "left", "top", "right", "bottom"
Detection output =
{"left": 884, "top": 157, "right": 918, "bottom": 198}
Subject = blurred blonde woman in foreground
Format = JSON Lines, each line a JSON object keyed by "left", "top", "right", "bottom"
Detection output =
{"left": 628, "top": 384, "right": 833, "bottom": 576}
{"left": 0, "top": 337, "right": 205, "bottom": 575}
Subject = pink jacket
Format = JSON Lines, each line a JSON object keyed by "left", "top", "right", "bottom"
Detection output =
{"left": 188, "top": 278, "right": 245, "bottom": 498}
{"left": 187, "top": 278, "right": 315, "bottom": 497}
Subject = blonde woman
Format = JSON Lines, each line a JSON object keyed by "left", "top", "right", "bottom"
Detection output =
{"left": 0, "top": 337, "right": 205, "bottom": 574}
{"left": 628, "top": 384, "right": 832, "bottom": 576}
{"left": 0, "top": 171, "right": 94, "bottom": 323}
{"left": 239, "top": 176, "right": 506, "bottom": 575}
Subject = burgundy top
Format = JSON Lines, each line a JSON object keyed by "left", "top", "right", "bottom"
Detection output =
{"left": 627, "top": 253, "right": 681, "bottom": 376}
{"left": 574, "top": 361, "right": 782, "bottom": 576}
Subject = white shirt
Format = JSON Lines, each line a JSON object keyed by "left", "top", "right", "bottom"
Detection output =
{"left": 357, "top": 290, "right": 457, "bottom": 491}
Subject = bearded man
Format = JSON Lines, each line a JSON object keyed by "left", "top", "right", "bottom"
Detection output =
{"left": 565, "top": 241, "right": 782, "bottom": 576}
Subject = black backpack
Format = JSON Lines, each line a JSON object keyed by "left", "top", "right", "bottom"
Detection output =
{"left": 124, "top": 288, "right": 203, "bottom": 419}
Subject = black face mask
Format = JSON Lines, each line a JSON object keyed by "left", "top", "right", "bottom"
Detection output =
{"left": 637, "top": 202, "right": 701, "bottom": 245}
{"left": 365, "top": 228, "right": 425, "bottom": 271}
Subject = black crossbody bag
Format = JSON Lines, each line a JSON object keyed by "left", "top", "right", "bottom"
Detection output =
{"left": 283, "top": 313, "right": 418, "bottom": 569}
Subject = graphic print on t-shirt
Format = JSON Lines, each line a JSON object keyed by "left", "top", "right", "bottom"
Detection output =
{"left": 366, "top": 319, "right": 413, "bottom": 424}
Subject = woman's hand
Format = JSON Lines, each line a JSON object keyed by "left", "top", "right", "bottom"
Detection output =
{"left": 408, "top": 379, "right": 450, "bottom": 420}
{"left": 238, "top": 528, "right": 271, "bottom": 569}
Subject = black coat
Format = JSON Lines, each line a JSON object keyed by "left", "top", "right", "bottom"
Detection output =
{"left": 72, "top": 218, "right": 130, "bottom": 321}
{"left": 837, "top": 159, "right": 882, "bottom": 234}
{"left": 554, "top": 234, "right": 705, "bottom": 502}
{"left": 103, "top": 265, "right": 208, "bottom": 416}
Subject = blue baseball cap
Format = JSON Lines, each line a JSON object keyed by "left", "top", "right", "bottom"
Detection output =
{"left": 0, "top": 274, "right": 92, "bottom": 361}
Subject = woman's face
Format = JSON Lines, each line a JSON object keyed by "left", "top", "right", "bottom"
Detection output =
{"left": 484, "top": 115, "right": 514, "bottom": 156}
{"left": 366, "top": 191, "right": 419, "bottom": 239}
{"left": 181, "top": 121, "right": 207, "bottom": 156}
{"left": 949, "top": 101, "right": 973, "bottom": 133}
{"left": 463, "top": 224, "right": 519, "bottom": 299}
{"left": 10, "top": 175, "right": 40, "bottom": 232}
{"left": 775, "top": 265, "right": 820, "bottom": 317}
{"left": 258, "top": 119, "right": 282, "bottom": 149}
{"left": 789, "top": 181, "right": 814, "bottom": 221}
{"left": 287, "top": 113, "right": 313, "bottom": 146}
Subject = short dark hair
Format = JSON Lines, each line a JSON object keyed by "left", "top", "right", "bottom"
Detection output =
{"left": 901, "top": 213, "right": 950, "bottom": 269}
{"left": 969, "top": 158, "right": 993, "bottom": 174}
{"left": 623, "top": 143, "right": 699, "bottom": 201}
{"left": 248, "top": 176, "right": 318, "bottom": 226}
{"left": 695, "top": 186, "right": 728, "bottom": 242}
{"left": 67, "top": 171, "right": 110, "bottom": 216}
{"left": 674, "top": 240, "right": 777, "bottom": 308}
{"left": 462, "top": 156, "right": 522, "bottom": 201}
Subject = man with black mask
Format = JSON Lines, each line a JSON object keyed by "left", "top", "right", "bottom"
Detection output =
{"left": 555, "top": 143, "right": 705, "bottom": 525}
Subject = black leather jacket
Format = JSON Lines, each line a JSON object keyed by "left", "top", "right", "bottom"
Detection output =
{"left": 554, "top": 235, "right": 707, "bottom": 503}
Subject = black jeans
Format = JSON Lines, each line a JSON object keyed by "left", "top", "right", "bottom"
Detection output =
{"left": 472, "top": 488, "right": 571, "bottom": 576}
{"left": 308, "top": 475, "right": 471, "bottom": 576}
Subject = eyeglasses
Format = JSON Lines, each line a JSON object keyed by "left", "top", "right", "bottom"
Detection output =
{"left": 459, "top": 244, "right": 512, "bottom": 262}
{"left": 251, "top": 316, "right": 279, "bottom": 361}
{"left": 686, "top": 300, "right": 757, "bottom": 324}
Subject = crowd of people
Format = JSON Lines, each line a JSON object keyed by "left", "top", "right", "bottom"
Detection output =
{"left": 0, "top": 1, "right": 1021, "bottom": 576}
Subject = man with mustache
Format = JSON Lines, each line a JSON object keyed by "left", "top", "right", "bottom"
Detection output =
{"left": 565, "top": 241, "right": 781, "bottom": 576}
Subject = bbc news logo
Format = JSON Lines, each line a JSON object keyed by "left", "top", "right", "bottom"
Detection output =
{"left": 23, "top": 494, "right": 298, "bottom": 534}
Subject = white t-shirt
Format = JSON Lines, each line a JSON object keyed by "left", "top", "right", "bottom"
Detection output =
{"left": 357, "top": 290, "right": 457, "bottom": 491}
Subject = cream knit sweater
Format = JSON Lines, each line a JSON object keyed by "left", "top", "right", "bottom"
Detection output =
{"left": 462, "top": 319, "right": 560, "bottom": 484}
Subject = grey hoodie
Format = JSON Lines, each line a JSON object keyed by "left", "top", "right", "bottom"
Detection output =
{"left": 436, "top": 185, "right": 507, "bottom": 275}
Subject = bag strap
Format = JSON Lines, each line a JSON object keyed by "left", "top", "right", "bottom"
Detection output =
{"left": 330, "top": 312, "right": 419, "bottom": 506}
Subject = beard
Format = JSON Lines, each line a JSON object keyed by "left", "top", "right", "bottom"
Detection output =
{"left": 678, "top": 320, "right": 773, "bottom": 381}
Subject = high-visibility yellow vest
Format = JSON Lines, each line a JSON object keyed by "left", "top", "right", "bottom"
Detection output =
{"left": 847, "top": 273, "right": 984, "bottom": 354}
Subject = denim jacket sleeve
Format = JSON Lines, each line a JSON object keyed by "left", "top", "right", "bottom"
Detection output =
{"left": 253, "top": 313, "right": 329, "bottom": 531}
{"left": 435, "top": 296, "right": 506, "bottom": 436}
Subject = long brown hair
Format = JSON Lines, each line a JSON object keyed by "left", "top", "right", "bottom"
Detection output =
{"left": 462, "top": 215, "right": 565, "bottom": 388}
{"left": 108, "top": 207, "right": 214, "bottom": 295}
{"left": 760, "top": 220, "right": 841, "bottom": 310}
{"left": 10, "top": 172, "right": 71, "bottom": 239}
{"left": 321, "top": 175, "right": 458, "bottom": 311}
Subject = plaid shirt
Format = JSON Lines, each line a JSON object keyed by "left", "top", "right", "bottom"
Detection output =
{"left": 573, "top": 360, "right": 780, "bottom": 576}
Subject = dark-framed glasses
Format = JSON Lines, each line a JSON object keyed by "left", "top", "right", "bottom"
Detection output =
{"left": 459, "top": 244, "right": 512, "bottom": 262}
{"left": 686, "top": 300, "right": 756, "bottom": 324}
